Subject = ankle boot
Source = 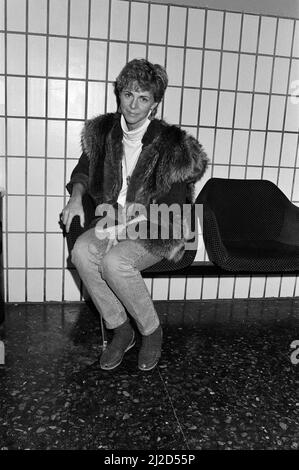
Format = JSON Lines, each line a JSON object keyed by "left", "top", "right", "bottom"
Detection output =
{"left": 138, "top": 325, "right": 163, "bottom": 371}
{"left": 100, "top": 319, "right": 135, "bottom": 370}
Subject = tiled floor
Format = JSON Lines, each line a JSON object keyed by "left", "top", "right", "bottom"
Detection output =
{"left": 0, "top": 298, "right": 299, "bottom": 450}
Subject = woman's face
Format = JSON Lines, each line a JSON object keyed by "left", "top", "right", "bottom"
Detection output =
{"left": 119, "top": 81, "right": 157, "bottom": 130}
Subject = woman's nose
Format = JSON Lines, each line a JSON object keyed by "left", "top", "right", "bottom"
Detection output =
{"left": 130, "top": 98, "right": 137, "bottom": 109}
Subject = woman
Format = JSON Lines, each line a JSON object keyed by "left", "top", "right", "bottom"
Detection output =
{"left": 62, "top": 59, "right": 208, "bottom": 371}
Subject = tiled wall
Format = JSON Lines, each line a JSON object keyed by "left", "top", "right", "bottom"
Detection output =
{"left": 1, "top": 0, "right": 299, "bottom": 302}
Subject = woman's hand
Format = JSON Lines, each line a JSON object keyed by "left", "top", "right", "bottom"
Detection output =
{"left": 61, "top": 198, "right": 85, "bottom": 233}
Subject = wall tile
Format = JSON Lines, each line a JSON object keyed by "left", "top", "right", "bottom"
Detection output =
{"left": 268, "top": 95, "right": 285, "bottom": 131}
{"left": 7, "top": 0, "right": 26, "bottom": 31}
{"left": 163, "top": 87, "right": 181, "bottom": 125}
{"left": 66, "top": 120, "right": 84, "bottom": 158}
{"left": 149, "top": 4, "right": 167, "bottom": 45}
{"left": 64, "top": 269, "right": 81, "bottom": 301}
{"left": 245, "top": 166, "right": 262, "bottom": 179}
{"left": 0, "top": 77, "right": 4, "bottom": 115}
{"left": 46, "top": 234, "right": 63, "bottom": 268}
{"left": 152, "top": 278, "right": 168, "bottom": 301}
{"left": 108, "top": 43, "right": 127, "bottom": 82}
{"left": 229, "top": 165, "right": 246, "bottom": 179}
{"left": 223, "top": 12, "right": 242, "bottom": 51}
{"left": 264, "top": 132, "right": 282, "bottom": 167}
{"left": 252, "top": 94, "right": 269, "bottom": 130}
{"left": 28, "top": 36, "right": 47, "bottom": 76}
{"left": 217, "top": 91, "right": 235, "bottom": 127}
{"left": 70, "top": 0, "right": 89, "bottom": 38}
{"left": 276, "top": 19, "right": 294, "bottom": 56}
{"left": 202, "top": 51, "right": 221, "bottom": 89}
{"left": 27, "top": 158, "right": 45, "bottom": 194}
{"left": 187, "top": 8, "right": 205, "bottom": 48}
{"left": 7, "top": 118, "right": 25, "bottom": 156}
{"left": 46, "top": 270, "right": 62, "bottom": 301}
{"left": 184, "top": 49, "right": 202, "bottom": 88}
{"left": 87, "top": 82, "right": 106, "bottom": 118}
{"left": 28, "top": 0, "right": 47, "bottom": 33}
{"left": 199, "top": 90, "right": 217, "bottom": 127}
{"left": 292, "top": 170, "right": 299, "bottom": 201}
{"left": 0, "top": 157, "right": 5, "bottom": 189}
{"left": 185, "top": 277, "right": 202, "bottom": 300}
{"left": 231, "top": 130, "right": 249, "bottom": 165}
{"left": 280, "top": 133, "right": 298, "bottom": 167}
{"left": 249, "top": 276, "right": 266, "bottom": 298}
{"left": 255, "top": 56, "right": 273, "bottom": 93}
{"left": 46, "top": 196, "right": 64, "bottom": 232}
{"left": 7, "top": 158, "right": 25, "bottom": 194}
{"left": 27, "top": 270, "right": 44, "bottom": 302}
{"left": 202, "top": 277, "right": 219, "bottom": 300}
{"left": 278, "top": 168, "right": 294, "bottom": 199}
{"left": 88, "top": 41, "right": 107, "bottom": 80}
{"left": 241, "top": 14, "right": 259, "bottom": 53}
{"left": 198, "top": 127, "right": 215, "bottom": 160}
{"left": 0, "top": 119, "right": 5, "bottom": 157}
{"left": 90, "top": 0, "right": 109, "bottom": 39}
{"left": 110, "top": 0, "right": 129, "bottom": 41}
{"left": 7, "top": 34, "right": 25, "bottom": 75}
{"left": 7, "top": 77, "right": 25, "bottom": 116}
{"left": 27, "top": 196, "right": 45, "bottom": 231}
{"left": 7, "top": 233, "right": 25, "bottom": 267}
{"left": 48, "top": 38, "right": 67, "bottom": 77}
{"left": 67, "top": 81, "right": 86, "bottom": 119}
{"left": 48, "top": 80, "right": 66, "bottom": 118}
{"left": 166, "top": 48, "right": 184, "bottom": 86}
{"left": 238, "top": 54, "right": 255, "bottom": 91}
{"left": 46, "top": 159, "right": 65, "bottom": 195}
{"left": 182, "top": 89, "right": 200, "bottom": 126}
{"left": 289, "top": 59, "right": 299, "bottom": 95}
{"left": 235, "top": 93, "right": 252, "bottom": 129}
{"left": 0, "top": 0, "right": 4, "bottom": 29}
{"left": 272, "top": 58, "right": 290, "bottom": 94}
{"left": 0, "top": 34, "right": 4, "bottom": 74}
{"left": 280, "top": 276, "right": 296, "bottom": 297}
{"left": 128, "top": 44, "right": 147, "bottom": 61}
{"left": 8, "top": 270, "right": 25, "bottom": 302}
{"left": 233, "top": 277, "right": 250, "bottom": 298}
{"left": 285, "top": 97, "right": 299, "bottom": 132}
{"left": 27, "top": 234, "right": 44, "bottom": 268}
{"left": 147, "top": 46, "right": 166, "bottom": 66}
{"left": 28, "top": 119, "right": 45, "bottom": 157}
{"left": 247, "top": 132, "right": 266, "bottom": 166}
{"left": 262, "top": 166, "right": 278, "bottom": 183}
{"left": 221, "top": 53, "right": 238, "bottom": 90}
{"left": 130, "top": 2, "right": 148, "bottom": 43}
{"left": 28, "top": 78, "right": 46, "bottom": 117}
{"left": 49, "top": 0, "right": 68, "bottom": 35}
{"left": 258, "top": 17, "right": 277, "bottom": 55}
{"left": 69, "top": 39, "right": 87, "bottom": 79}
{"left": 169, "top": 278, "right": 186, "bottom": 300}
{"left": 47, "top": 120, "right": 66, "bottom": 158}
{"left": 218, "top": 277, "right": 234, "bottom": 299}
{"left": 205, "top": 10, "right": 223, "bottom": 50}
{"left": 292, "top": 21, "right": 299, "bottom": 57}
{"left": 214, "top": 129, "right": 232, "bottom": 164}
{"left": 106, "top": 82, "right": 118, "bottom": 113}
{"left": 168, "top": 6, "right": 186, "bottom": 47}
{"left": 264, "top": 276, "right": 281, "bottom": 297}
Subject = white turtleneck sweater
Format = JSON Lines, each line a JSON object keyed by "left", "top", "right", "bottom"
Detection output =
{"left": 117, "top": 114, "right": 151, "bottom": 207}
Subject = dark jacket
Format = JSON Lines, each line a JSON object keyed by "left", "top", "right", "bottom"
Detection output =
{"left": 67, "top": 112, "right": 208, "bottom": 262}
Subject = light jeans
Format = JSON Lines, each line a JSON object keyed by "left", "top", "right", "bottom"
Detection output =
{"left": 71, "top": 228, "right": 163, "bottom": 335}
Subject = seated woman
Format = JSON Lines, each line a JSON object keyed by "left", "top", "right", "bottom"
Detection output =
{"left": 61, "top": 58, "right": 208, "bottom": 371}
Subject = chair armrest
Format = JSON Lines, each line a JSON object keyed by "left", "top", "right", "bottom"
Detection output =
{"left": 278, "top": 202, "right": 299, "bottom": 246}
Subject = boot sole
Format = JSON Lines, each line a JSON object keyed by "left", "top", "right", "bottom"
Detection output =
{"left": 100, "top": 333, "right": 136, "bottom": 371}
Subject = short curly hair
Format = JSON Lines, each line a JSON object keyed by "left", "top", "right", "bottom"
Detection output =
{"left": 115, "top": 58, "right": 168, "bottom": 104}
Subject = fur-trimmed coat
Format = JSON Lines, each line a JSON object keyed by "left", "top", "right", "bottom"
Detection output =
{"left": 67, "top": 112, "right": 208, "bottom": 262}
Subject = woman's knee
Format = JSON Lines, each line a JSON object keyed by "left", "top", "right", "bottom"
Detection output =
{"left": 101, "top": 250, "right": 130, "bottom": 281}
{"left": 71, "top": 234, "right": 90, "bottom": 266}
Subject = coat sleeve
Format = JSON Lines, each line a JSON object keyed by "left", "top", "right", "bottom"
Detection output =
{"left": 66, "top": 151, "right": 90, "bottom": 195}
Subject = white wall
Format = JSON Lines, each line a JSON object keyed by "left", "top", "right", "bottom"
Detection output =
{"left": 1, "top": 0, "right": 299, "bottom": 301}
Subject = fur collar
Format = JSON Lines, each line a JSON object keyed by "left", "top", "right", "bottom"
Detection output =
{"left": 81, "top": 112, "right": 208, "bottom": 206}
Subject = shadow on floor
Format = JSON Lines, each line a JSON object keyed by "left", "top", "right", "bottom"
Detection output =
{"left": 0, "top": 298, "right": 299, "bottom": 450}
